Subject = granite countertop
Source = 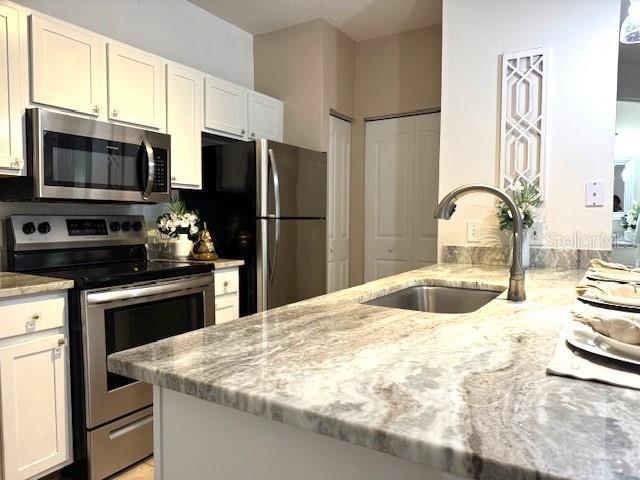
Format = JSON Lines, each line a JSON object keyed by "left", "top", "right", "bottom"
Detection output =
{"left": 0, "top": 272, "right": 74, "bottom": 299}
{"left": 108, "top": 264, "right": 640, "bottom": 480}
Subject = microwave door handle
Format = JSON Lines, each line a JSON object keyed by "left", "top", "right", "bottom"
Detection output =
{"left": 141, "top": 135, "right": 155, "bottom": 200}
{"left": 268, "top": 148, "right": 280, "bottom": 284}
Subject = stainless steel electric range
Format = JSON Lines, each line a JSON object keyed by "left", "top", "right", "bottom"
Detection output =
{"left": 5, "top": 215, "right": 215, "bottom": 479}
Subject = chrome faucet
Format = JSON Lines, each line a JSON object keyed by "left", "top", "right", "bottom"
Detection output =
{"left": 434, "top": 184, "right": 526, "bottom": 302}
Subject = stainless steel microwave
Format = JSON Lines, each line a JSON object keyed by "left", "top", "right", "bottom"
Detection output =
{"left": 0, "top": 108, "right": 170, "bottom": 203}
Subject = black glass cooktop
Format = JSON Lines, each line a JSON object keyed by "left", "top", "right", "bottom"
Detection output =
{"left": 39, "top": 260, "right": 213, "bottom": 289}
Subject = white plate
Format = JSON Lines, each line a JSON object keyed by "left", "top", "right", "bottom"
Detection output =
{"left": 565, "top": 320, "right": 640, "bottom": 366}
{"left": 578, "top": 295, "right": 640, "bottom": 312}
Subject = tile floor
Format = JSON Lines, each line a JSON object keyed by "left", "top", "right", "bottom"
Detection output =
{"left": 113, "top": 456, "right": 154, "bottom": 479}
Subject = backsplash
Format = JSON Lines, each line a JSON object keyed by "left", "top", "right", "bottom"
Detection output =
{"left": 0, "top": 201, "right": 167, "bottom": 271}
{"left": 442, "top": 245, "right": 611, "bottom": 270}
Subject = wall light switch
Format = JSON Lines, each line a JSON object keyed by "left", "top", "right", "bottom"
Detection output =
{"left": 467, "top": 220, "right": 480, "bottom": 243}
{"left": 585, "top": 181, "right": 604, "bottom": 207}
{"left": 530, "top": 222, "right": 544, "bottom": 246}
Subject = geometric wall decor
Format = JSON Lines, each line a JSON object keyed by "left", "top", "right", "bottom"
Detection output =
{"left": 499, "top": 48, "right": 548, "bottom": 196}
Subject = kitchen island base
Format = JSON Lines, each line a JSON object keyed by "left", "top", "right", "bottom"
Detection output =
{"left": 153, "top": 387, "right": 468, "bottom": 480}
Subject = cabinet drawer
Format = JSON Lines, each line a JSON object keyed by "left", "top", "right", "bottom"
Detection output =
{"left": 214, "top": 269, "right": 238, "bottom": 295}
{"left": 0, "top": 294, "right": 66, "bottom": 340}
{"left": 215, "top": 293, "right": 239, "bottom": 324}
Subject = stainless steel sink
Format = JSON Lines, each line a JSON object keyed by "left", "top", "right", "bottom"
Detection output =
{"left": 364, "top": 285, "right": 503, "bottom": 314}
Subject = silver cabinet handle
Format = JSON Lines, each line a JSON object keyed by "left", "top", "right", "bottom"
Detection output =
{"left": 57, "top": 338, "right": 66, "bottom": 347}
{"left": 267, "top": 148, "right": 281, "bottom": 285}
{"left": 223, "top": 281, "right": 229, "bottom": 288}
{"left": 171, "top": 175, "right": 176, "bottom": 181}
{"left": 112, "top": 109, "right": 119, "bottom": 118}
{"left": 140, "top": 135, "right": 155, "bottom": 200}
{"left": 93, "top": 105, "right": 101, "bottom": 114}
{"left": 241, "top": 129, "right": 246, "bottom": 135}
{"left": 11, "top": 158, "right": 24, "bottom": 169}
{"left": 250, "top": 132, "right": 255, "bottom": 138}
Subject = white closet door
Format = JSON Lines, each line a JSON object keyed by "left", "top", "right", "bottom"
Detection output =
{"left": 364, "top": 113, "right": 440, "bottom": 281}
{"left": 412, "top": 113, "right": 440, "bottom": 268}
{"left": 327, "top": 116, "right": 351, "bottom": 292}
{"left": 364, "top": 116, "right": 414, "bottom": 282}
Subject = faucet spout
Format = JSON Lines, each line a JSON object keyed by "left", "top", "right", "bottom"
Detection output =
{"left": 434, "top": 184, "right": 526, "bottom": 302}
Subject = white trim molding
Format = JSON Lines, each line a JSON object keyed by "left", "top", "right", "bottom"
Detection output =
{"left": 499, "top": 48, "right": 548, "bottom": 195}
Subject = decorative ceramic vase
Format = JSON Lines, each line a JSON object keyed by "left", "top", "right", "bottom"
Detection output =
{"left": 625, "top": 227, "right": 636, "bottom": 243}
{"left": 191, "top": 223, "right": 218, "bottom": 261}
{"left": 173, "top": 233, "right": 193, "bottom": 258}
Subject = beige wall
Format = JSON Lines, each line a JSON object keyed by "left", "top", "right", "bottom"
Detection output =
{"left": 254, "top": 22, "right": 442, "bottom": 287}
{"left": 254, "top": 20, "right": 325, "bottom": 151}
{"left": 350, "top": 25, "right": 442, "bottom": 285}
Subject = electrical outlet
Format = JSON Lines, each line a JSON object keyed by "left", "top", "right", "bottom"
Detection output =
{"left": 467, "top": 220, "right": 480, "bottom": 243}
{"left": 585, "top": 181, "right": 604, "bottom": 207}
{"left": 530, "top": 222, "right": 544, "bottom": 246}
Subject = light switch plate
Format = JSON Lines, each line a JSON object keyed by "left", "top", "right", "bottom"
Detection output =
{"left": 467, "top": 220, "right": 480, "bottom": 243}
{"left": 585, "top": 181, "right": 604, "bottom": 207}
{"left": 530, "top": 222, "right": 544, "bottom": 246}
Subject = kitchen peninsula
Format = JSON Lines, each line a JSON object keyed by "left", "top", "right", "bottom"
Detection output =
{"left": 108, "top": 264, "right": 640, "bottom": 480}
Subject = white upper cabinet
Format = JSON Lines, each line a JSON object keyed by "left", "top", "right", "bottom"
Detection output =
{"left": 0, "top": 333, "right": 70, "bottom": 480}
{"left": 166, "top": 64, "right": 202, "bottom": 189}
{"left": 204, "top": 75, "right": 247, "bottom": 137}
{"left": 247, "top": 91, "right": 283, "bottom": 142}
{"left": 107, "top": 43, "right": 166, "bottom": 130}
{"left": 29, "top": 14, "right": 105, "bottom": 116}
{"left": 0, "top": 3, "right": 24, "bottom": 174}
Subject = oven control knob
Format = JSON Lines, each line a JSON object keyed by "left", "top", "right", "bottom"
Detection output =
{"left": 132, "top": 221, "right": 143, "bottom": 232}
{"left": 110, "top": 221, "right": 121, "bottom": 232}
{"left": 121, "top": 221, "right": 132, "bottom": 232}
{"left": 37, "top": 222, "right": 51, "bottom": 234}
{"left": 22, "top": 222, "right": 36, "bottom": 235}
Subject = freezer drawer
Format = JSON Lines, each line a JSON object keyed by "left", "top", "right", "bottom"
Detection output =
{"left": 257, "top": 218, "right": 327, "bottom": 311}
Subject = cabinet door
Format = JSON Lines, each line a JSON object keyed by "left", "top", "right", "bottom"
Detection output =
{"left": 0, "top": 3, "right": 24, "bottom": 173}
{"left": 215, "top": 293, "right": 239, "bottom": 324}
{"left": 30, "top": 14, "right": 105, "bottom": 116}
{"left": 107, "top": 43, "right": 166, "bottom": 129}
{"left": 247, "top": 91, "right": 283, "bottom": 142}
{"left": 167, "top": 64, "right": 202, "bottom": 189}
{"left": 0, "top": 334, "right": 70, "bottom": 480}
{"left": 204, "top": 76, "right": 247, "bottom": 137}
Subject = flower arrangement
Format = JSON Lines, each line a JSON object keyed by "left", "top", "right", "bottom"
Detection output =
{"left": 496, "top": 180, "right": 542, "bottom": 231}
{"left": 622, "top": 202, "right": 640, "bottom": 230}
{"left": 156, "top": 198, "right": 200, "bottom": 239}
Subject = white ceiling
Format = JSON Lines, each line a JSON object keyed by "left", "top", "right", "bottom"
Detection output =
{"left": 187, "top": 0, "right": 443, "bottom": 42}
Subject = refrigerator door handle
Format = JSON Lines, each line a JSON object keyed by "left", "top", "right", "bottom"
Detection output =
{"left": 268, "top": 148, "right": 281, "bottom": 284}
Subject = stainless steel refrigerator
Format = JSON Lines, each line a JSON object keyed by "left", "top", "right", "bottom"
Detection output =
{"left": 182, "top": 138, "right": 327, "bottom": 315}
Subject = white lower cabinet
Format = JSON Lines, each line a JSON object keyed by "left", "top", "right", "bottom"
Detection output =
{"left": 0, "top": 293, "right": 71, "bottom": 480}
{"left": 214, "top": 268, "right": 240, "bottom": 324}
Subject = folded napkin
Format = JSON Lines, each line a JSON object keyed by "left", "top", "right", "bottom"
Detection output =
{"left": 586, "top": 258, "right": 640, "bottom": 283}
{"left": 547, "top": 328, "right": 640, "bottom": 390}
{"left": 576, "top": 279, "right": 640, "bottom": 307}
{"left": 571, "top": 301, "right": 640, "bottom": 344}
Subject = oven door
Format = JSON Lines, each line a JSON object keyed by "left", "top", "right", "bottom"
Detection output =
{"left": 82, "top": 274, "right": 214, "bottom": 429}
{"left": 31, "top": 108, "right": 170, "bottom": 203}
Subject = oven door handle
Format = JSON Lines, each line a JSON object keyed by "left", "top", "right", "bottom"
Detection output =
{"left": 86, "top": 275, "right": 212, "bottom": 305}
{"left": 140, "top": 134, "right": 155, "bottom": 201}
